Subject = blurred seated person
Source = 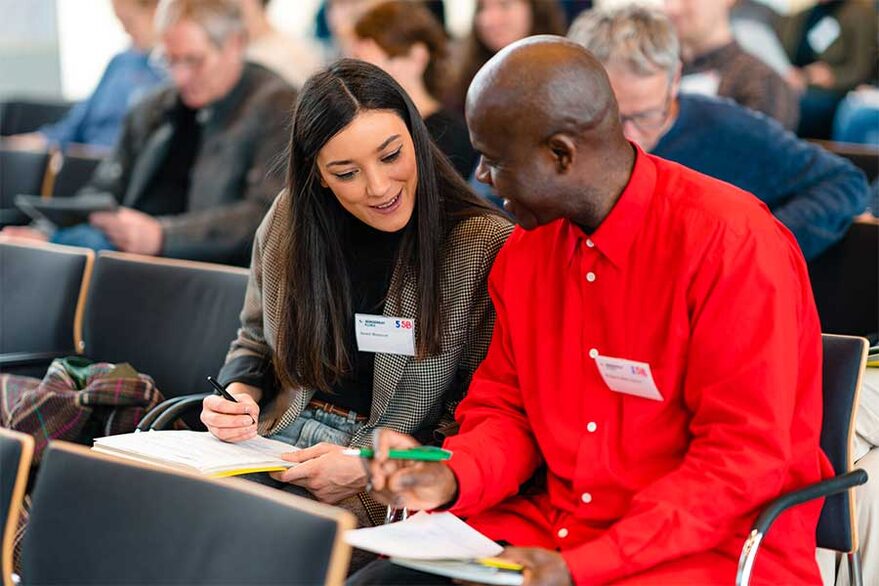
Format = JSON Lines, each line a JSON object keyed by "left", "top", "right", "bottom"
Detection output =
{"left": 834, "top": 85, "right": 879, "bottom": 146}
{"left": 2, "top": 0, "right": 295, "bottom": 265}
{"left": 569, "top": 5, "right": 868, "bottom": 261}
{"left": 4, "top": 0, "right": 166, "bottom": 153}
{"left": 240, "top": 0, "right": 322, "bottom": 88}
{"left": 445, "top": 0, "right": 566, "bottom": 114}
{"left": 777, "top": 0, "right": 878, "bottom": 139}
{"left": 352, "top": 0, "right": 478, "bottom": 178}
{"left": 663, "top": 0, "right": 799, "bottom": 130}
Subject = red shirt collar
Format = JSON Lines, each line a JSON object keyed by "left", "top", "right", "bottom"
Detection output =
{"left": 564, "top": 144, "right": 657, "bottom": 269}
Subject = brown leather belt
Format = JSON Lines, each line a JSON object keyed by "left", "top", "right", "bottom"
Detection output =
{"left": 307, "top": 398, "right": 368, "bottom": 422}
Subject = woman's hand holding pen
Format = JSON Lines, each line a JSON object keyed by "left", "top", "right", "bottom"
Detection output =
{"left": 271, "top": 443, "right": 367, "bottom": 504}
{"left": 366, "top": 428, "right": 458, "bottom": 511}
{"left": 201, "top": 382, "right": 261, "bottom": 442}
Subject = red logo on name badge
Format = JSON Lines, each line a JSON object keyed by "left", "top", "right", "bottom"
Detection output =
{"left": 631, "top": 366, "right": 647, "bottom": 377}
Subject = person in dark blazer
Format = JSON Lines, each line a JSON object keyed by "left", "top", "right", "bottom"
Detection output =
{"left": 201, "top": 59, "right": 512, "bottom": 528}
{"left": 3, "top": 0, "right": 295, "bottom": 266}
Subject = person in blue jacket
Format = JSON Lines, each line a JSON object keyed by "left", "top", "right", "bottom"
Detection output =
{"left": 8, "top": 0, "right": 165, "bottom": 152}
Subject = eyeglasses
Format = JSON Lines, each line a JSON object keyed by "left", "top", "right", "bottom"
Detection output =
{"left": 618, "top": 83, "right": 674, "bottom": 133}
{"left": 149, "top": 48, "right": 209, "bottom": 73}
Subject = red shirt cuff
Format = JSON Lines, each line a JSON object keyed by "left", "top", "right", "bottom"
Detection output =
{"left": 445, "top": 445, "right": 487, "bottom": 517}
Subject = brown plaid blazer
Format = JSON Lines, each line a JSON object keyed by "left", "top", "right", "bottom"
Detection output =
{"left": 219, "top": 190, "right": 512, "bottom": 524}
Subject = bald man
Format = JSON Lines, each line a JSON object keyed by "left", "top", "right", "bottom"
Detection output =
{"left": 352, "top": 37, "right": 830, "bottom": 585}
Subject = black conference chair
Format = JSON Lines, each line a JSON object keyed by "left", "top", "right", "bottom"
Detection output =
{"left": 0, "top": 240, "right": 94, "bottom": 377}
{"left": 808, "top": 221, "right": 879, "bottom": 339}
{"left": 0, "top": 148, "right": 48, "bottom": 227}
{"left": 20, "top": 442, "right": 355, "bottom": 585}
{"left": 0, "top": 428, "right": 33, "bottom": 586}
{"left": 79, "top": 252, "right": 248, "bottom": 427}
{"left": 736, "top": 334, "right": 870, "bottom": 585}
{"left": 0, "top": 99, "right": 71, "bottom": 137}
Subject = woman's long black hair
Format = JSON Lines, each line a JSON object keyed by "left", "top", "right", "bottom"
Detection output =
{"left": 275, "top": 58, "right": 500, "bottom": 393}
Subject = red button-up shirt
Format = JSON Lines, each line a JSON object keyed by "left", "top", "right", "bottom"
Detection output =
{"left": 445, "top": 149, "right": 832, "bottom": 584}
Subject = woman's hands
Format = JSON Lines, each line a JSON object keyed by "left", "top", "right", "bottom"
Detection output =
{"left": 271, "top": 442, "right": 369, "bottom": 504}
{"left": 201, "top": 382, "right": 261, "bottom": 442}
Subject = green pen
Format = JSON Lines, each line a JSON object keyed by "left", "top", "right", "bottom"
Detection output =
{"left": 342, "top": 446, "right": 452, "bottom": 461}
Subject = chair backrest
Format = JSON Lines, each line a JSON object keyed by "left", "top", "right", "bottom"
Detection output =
{"left": 0, "top": 100, "right": 71, "bottom": 136}
{"left": 0, "top": 149, "right": 48, "bottom": 224}
{"left": 0, "top": 240, "right": 93, "bottom": 360}
{"left": 48, "top": 152, "right": 103, "bottom": 198}
{"left": 21, "top": 442, "right": 355, "bottom": 585}
{"left": 808, "top": 221, "right": 879, "bottom": 338}
{"left": 0, "top": 429, "right": 33, "bottom": 586}
{"left": 80, "top": 252, "right": 248, "bottom": 399}
{"left": 817, "top": 333, "right": 869, "bottom": 552}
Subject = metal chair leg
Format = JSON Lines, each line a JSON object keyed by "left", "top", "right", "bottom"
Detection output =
{"left": 848, "top": 551, "right": 863, "bottom": 586}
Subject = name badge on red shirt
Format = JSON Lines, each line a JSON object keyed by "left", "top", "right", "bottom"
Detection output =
{"left": 594, "top": 355, "right": 664, "bottom": 401}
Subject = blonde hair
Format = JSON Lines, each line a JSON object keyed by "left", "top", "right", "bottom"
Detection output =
{"left": 568, "top": 5, "right": 680, "bottom": 79}
{"left": 155, "top": 0, "right": 244, "bottom": 47}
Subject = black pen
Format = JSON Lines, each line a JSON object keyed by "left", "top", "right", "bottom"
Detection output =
{"left": 207, "top": 376, "right": 256, "bottom": 425}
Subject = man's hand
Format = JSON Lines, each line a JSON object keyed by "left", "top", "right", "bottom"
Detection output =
{"left": 366, "top": 428, "right": 459, "bottom": 511}
{"left": 271, "top": 442, "right": 368, "bottom": 504}
{"left": 90, "top": 207, "right": 163, "bottom": 255}
{"left": 0, "top": 227, "right": 49, "bottom": 242}
{"left": 201, "top": 386, "right": 260, "bottom": 442}
{"left": 803, "top": 62, "right": 835, "bottom": 89}
{"left": 500, "top": 547, "right": 573, "bottom": 586}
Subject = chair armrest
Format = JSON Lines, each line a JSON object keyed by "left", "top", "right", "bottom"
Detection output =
{"left": 736, "top": 469, "right": 869, "bottom": 586}
{"left": 0, "top": 351, "right": 70, "bottom": 369}
{"left": 137, "top": 396, "right": 189, "bottom": 431}
{"left": 150, "top": 393, "right": 211, "bottom": 431}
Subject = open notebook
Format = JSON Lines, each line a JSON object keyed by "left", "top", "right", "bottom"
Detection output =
{"left": 345, "top": 512, "right": 524, "bottom": 585}
{"left": 92, "top": 430, "right": 298, "bottom": 477}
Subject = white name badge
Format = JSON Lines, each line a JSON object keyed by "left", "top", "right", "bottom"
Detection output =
{"left": 355, "top": 313, "right": 416, "bottom": 356}
{"left": 594, "top": 355, "right": 664, "bottom": 401}
{"left": 807, "top": 17, "right": 841, "bottom": 55}
{"left": 680, "top": 71, "right": 721, "bottom": 97}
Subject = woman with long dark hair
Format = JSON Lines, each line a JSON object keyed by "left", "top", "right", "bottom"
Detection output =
{"left": 200, "top": 59, "right": 512, "bottom": 527}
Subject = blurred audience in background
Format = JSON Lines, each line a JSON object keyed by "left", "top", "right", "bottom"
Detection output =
{"left": 444, "top": 0, "right": 566, "bottom": 114}
{"left": 239, "top": 0, "right": 322, "bottom": 89}
{"left": 4, "top": 0, "right": 166, "bottom": 154}
{"left": 569, "top": 4, "right": 868, "bottom": 261}
{"left": 3, "top": 0, "right": 295, "bottom": 265}
{"left": 663, "top": 0, "right": 799, "bottom": 130}
{"left": 777, "top": 0, "right": 878, "bottom": 139}
{"left": 352, "top": 0, "right": 477, "bottom": 178}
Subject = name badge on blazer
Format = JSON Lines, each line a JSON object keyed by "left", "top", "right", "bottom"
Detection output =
{"left": 355, "top": 313, "right": 416, "bottom": 356}
{"left": 594, "top": 355, "right": 664, "bottom": 401}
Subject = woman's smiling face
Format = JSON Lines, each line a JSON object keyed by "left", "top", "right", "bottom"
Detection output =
{"left": 317, "top": 109, "right": 418, "bottom": 232}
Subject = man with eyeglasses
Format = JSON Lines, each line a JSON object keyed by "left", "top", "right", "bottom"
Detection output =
{"left": 568, "top": 4, "right": 867, "bottom": 261}
{"left": 4, "top": 0, "right": 295, "bottom": 265}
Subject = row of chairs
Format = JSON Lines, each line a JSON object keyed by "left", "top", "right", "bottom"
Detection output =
{"left": 0, "top": 430, "right": 354, "bottom": 585}
{"left": 0, "top": 147, "right": 103, "bottom": 226}
{"left": 0, "top": 239, "right": 248, "bottom": 407}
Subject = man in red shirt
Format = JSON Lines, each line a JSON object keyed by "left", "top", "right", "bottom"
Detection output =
{"left": 355, "top": 37, "right": 831, "bottom": 585}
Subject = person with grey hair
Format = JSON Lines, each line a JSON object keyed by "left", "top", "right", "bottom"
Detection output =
{"left": 567, "top": 4, "right": 867, "bottom": 261}
{"left": 3, "top": 0, "right": 296, "bottom": 265}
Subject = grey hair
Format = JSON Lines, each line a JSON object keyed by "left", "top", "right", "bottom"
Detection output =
{"left": 155, "top": 0, "right": 245, "bottom": 47}
{"left": 567, "top": 4, "right": 680, "bottom": 79}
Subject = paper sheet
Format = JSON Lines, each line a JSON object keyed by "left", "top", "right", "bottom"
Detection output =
{"left": 344, "top": 511, "right": 503, "bottom": 560}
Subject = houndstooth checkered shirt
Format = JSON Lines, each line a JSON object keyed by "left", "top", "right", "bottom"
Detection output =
{"left": 219, "top": 190, "right": 512, "bottom": 524}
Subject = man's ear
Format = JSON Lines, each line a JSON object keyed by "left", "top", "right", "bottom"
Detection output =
{"left": 546, "top": 133, "right": 575, "bottom": 173}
